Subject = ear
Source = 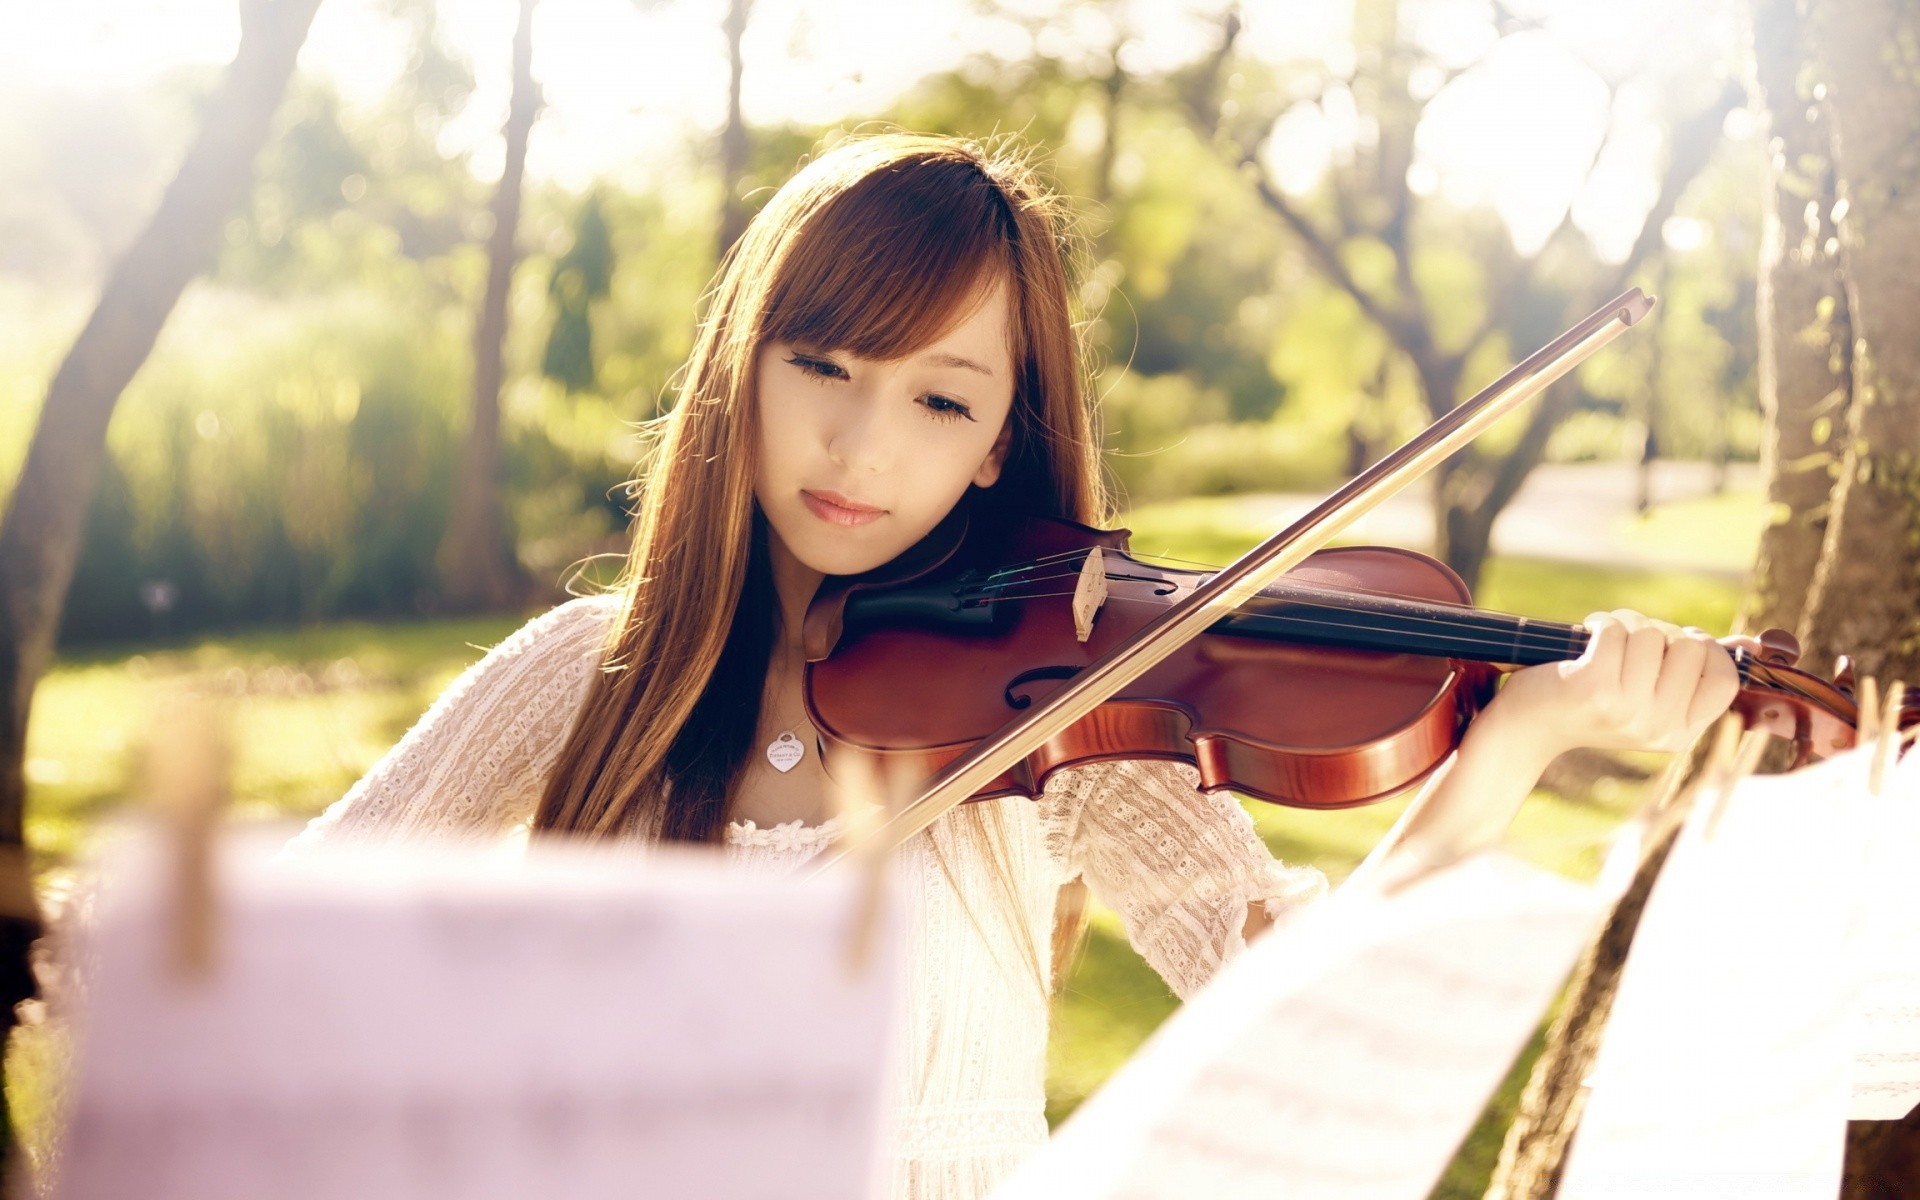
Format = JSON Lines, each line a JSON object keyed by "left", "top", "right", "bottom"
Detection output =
{"left": 973, "top": 418, "right": 1013, "bottom": 488}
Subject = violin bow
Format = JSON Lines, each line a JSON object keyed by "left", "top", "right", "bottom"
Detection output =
{"left": 811, "top": 289, "right": 1656, "bottom": 870}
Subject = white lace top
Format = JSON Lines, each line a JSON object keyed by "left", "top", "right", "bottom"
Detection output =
{"left": 287, "top": 594, "right": 1329, "bottom": 1200}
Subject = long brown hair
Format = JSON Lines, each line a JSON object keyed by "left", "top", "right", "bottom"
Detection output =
{"left": 533, "top": 132, "right": 1107, "bottom": 987}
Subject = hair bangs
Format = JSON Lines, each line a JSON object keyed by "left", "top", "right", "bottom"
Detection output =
{"left": 761, "top": 155, "right": 1022, "bottom": 363}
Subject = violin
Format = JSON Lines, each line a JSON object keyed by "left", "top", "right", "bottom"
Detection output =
{"left": 802, "top": 511, "right": 1890, "bottom": 811}
{"left": 800, "top": 289, "right": 1914, "bottom": 863}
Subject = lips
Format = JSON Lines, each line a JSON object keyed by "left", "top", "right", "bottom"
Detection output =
{"left": 802, "top": 489, "right": 887, "bottom": 527}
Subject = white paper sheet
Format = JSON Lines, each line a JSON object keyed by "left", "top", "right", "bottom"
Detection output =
{"left": 1852, "top": 744, "right": 1920, "bottom": 1120}
{"left": 992, "top": 852, "right": 1615, "bottom": 1200}
{"left": 1559, "top": 750, "right": 1875, "bottom": 1199}
{"left": 54, "top": 826, "right": 902, "bottom": 1200}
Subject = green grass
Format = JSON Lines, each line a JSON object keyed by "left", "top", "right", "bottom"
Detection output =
{"left": 22, "top": 612, "right": 528, "bottom": 868}
{"left": 13, "top": 496, "right": 1749, "bottom": 1193}
{"left": 1607, "top": 485, "right": 1765, "bottom": 574}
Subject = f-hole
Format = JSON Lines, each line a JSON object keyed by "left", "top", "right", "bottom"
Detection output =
{"left": 1005, "top": 665, "right": 1081, "bottom": 710}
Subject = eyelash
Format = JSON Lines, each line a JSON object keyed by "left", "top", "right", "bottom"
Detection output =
{"left": 782, "top": 353, "right": 975, "bottom": 423}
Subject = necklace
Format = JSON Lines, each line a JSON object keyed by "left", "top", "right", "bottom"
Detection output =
{"left": 766, "top": 723, "right": 807, "bottom": 773}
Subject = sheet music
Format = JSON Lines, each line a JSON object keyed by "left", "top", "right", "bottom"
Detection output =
{"left": 55, "top": 826, "right": 902, "bottom": 1200}
{"left": 1559, "top": 751, "right": 1875, "bottom": 1199}
{"left": 1852, "top": 744, "right": 1920, "bottom": 1120}
{"left": 992, "top": 852, "right": 1615, "bottom": 1200}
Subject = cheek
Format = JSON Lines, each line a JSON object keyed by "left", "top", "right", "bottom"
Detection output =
{"left": 753, "top": 377, "right": 812, "bottom": 482}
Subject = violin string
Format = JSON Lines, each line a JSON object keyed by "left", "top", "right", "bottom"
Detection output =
{"left": 961, "top": 589, "right": 1591, "bottom": 661}
{"left": 980, "top": 549, "right": 1583, "bottom": 630}
{"left": 970, "top": 549, "right": 1798, "bottom": 697}
{"left": 967, "top": 569, "right": 1589, "bottom": 651}
{"left": 956, "top": 590, "right": 1785, "bottom": 697}
{"left": 967, "top": 579, "right": 1587, "bottom": 658}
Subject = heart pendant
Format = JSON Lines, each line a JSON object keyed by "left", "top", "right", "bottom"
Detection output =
{"left": 766, "top": 731, "right": 805, "bottom": 774}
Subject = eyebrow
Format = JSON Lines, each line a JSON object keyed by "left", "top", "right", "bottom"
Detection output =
{"left": 919, "top": 351, "right": 996, "bottom": 378}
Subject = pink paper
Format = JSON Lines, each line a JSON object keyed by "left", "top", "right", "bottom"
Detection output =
{"left": 55, "top": 827, "right": 901, "bottom": 1200}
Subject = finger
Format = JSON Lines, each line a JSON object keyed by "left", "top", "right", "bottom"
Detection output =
{"left": 1684, "top": 637, "right": 1743, "bottom": 729}
{"left": 1581, "top": 612, "right": 1626, "bottom": 682}
{"left": 1617, "top": 612, "right": 1669, "bottom": 699}
{"left": 1651, "top": 630, "right": 1710, "bottom": 728}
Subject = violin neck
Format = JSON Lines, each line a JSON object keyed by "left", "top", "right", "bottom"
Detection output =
{"left": 1217, "top": 587, "right": 1588, "bottom": 668}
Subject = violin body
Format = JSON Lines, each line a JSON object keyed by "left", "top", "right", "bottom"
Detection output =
{"left": 804, "top": 514, "right": 1498, "bottom": 809}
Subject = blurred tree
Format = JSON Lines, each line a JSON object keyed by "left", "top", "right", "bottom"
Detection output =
{"left": 1184, "top": 1, "right": 1740, "bottom": 587}
{"left": 716, "top": 0, "right": 755, "bottom": 258}
{"left": 0, "top": 0, "right": 323, "bottom": 1175}
{"left": 1740, "top": 0, "right": 1851, "bottom": 639}
{"left": 213, "top": 0, "right": 481, "bottom": 289}
{"left": 542, "top": 191, "right": 616, "bottom": 393}
{"left": 1791, "top": 0, "right": 1920, "bottom": 701}
{"left": 1801, "top": 0, "right": 1920, "bottom": 1178}
{"left": 437, "top": 0, "right": 540, "bottom": 612}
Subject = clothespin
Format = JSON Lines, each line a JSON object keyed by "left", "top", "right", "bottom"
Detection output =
{"left": 1071, "top": 546, "right": 1108, "bottom": 644}
{"left": 144, "top": 690, "right": 231, "bottom": 982}
{"left": 825, "top": 751, "right": 894, "bottom": 976}
{"left": 1696, "top": 714, "right": 1768, "bottom": 843}
{"left": 1605, "top": 744, "right": 1699, "bottom": 892}
{"left": 1869, "top": 681, "right": 1906, "bottom": 795}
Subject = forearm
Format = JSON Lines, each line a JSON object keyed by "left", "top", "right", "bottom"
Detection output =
{"left": 1234, "top": 698, "right": 1559, "bottom": 937}
{"left": 1331, "top": 612, "right": 1743, "bottom": 898}
{"left": 1344, "top": 698, "right": 1559, "bottom": 894}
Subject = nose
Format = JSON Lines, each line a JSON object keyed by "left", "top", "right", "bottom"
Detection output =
{"left": 824, "top": 391, "right": 891, "bottom": 476}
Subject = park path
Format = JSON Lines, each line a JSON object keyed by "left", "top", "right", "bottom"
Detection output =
{"left": 1203, "top": 460, "right": 1761, "bottom": 580}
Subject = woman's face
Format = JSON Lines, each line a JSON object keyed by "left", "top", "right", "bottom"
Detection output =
{"left": 753, "top": 278, "right": 1016, "bottom": 577}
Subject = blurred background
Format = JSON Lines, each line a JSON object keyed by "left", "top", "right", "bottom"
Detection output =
{"left": 4, "top": 0, "right": 1881, "bottom": 1193}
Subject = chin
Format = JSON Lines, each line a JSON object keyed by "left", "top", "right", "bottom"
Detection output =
{"left": 779, "top": 526, "right": 912, "bottom": 578}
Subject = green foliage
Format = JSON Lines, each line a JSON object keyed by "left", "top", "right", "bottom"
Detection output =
{"left": 49, "top": 283, "right": 468, "bottom": 642}
{"left": 541, "top": 191, "right": 616, "bottom": 393}
{"left": 1, "top": 5, "right": 1768, "bottom": 654}
{"left": 1100, "top": 383, "right": 1345, "bottom": 505}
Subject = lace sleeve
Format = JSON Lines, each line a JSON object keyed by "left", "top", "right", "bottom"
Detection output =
{"left": 282, "top": 593, "right": 620, "bottom": 853}
{"left": 1037, "top": 758, "right": 1329, "bottom": 1000}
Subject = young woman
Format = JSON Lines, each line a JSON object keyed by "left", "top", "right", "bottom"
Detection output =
{"left": 292, "top": 132, "right": 1742, "bottom": 1199}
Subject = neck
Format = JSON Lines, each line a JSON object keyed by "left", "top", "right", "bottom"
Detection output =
{"left": 765, "top": 529, "right": 824, "bottom": 665}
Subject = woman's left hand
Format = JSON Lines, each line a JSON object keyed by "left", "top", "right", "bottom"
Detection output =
{"left": 1485, "top": 608, "right": 1748, "bottom": 763}
{"left": 1345, "top": 610, "right": 1753, "bottom": 899}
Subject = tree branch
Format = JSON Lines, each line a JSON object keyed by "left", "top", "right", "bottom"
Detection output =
{"left": 1242, "top": 155, "right": 1420, "bottom": 348}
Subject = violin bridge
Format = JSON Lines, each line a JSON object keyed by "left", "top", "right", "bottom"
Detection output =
{"left": 1072, "top": 546, "right": 1108, "bottom": 644}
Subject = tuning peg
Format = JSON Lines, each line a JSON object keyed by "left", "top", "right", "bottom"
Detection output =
{"left": 1757, "top": 628, "right": 1802, "bottom": 667}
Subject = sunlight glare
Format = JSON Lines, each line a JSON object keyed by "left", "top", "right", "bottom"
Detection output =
{"left": 1416, "top": 32, "right": 1611, "bottom": 256}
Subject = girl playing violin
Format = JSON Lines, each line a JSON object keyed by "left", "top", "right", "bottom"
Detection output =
{"left": 292, "top": 131, "right": 1743, "bottom": 1199}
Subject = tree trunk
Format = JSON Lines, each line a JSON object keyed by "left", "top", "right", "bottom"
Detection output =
{"left": 1796, "top": 0, "right": 1920, "bottom": 694}
{"left": 1740, "top": 0, "right": 1852, "bottom": 640}
{"left": 714, "top": 0, "right": 753, "bottom": 260}
{"left": 1799, "top": 0, "right": 1920, "bottom": 1186}
{"left": 0, "top": 0, "right": 323, "bottom": 1178}
{"left": 436, "top": 0, "right": 538, "bottom": 614}
{"left": 1634, "top": 263, "right": 1670, "bottom": 516}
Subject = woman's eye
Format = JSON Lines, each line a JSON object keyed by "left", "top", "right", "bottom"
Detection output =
{"left": 783, "top": 351, "right": 973, "bottom": 423}
{"left": 922, "top": 394, "right": 975, "bottom": 423}
{"left": 784, "top": 353, "right": 846, "bottom": 382}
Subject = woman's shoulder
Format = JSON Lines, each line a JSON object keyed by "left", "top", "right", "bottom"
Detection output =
{"left": 441, "top": 591, "right": 624, "bottom": 710}
{"left": 497, "top": 591, "right": 624, "bottom": 657}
